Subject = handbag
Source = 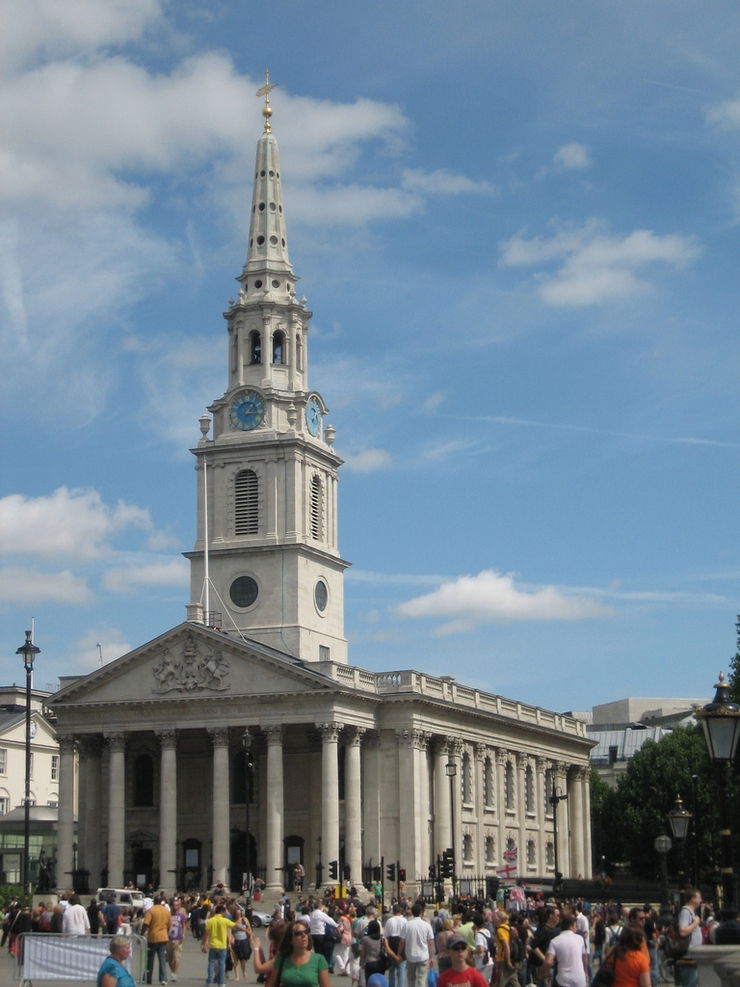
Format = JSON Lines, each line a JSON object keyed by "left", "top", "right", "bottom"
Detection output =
{"left": 590, "top": 953, "right": 616, "bottom": 987}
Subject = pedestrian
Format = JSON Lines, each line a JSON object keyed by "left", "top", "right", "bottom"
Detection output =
{"left": 201, "top": 901, "right": 236, "bottom": 987}
{"left": 676, "top": 888, "right": 703, "bottom": 987}
{"left": 361, "top": 919, "right": 389, "bottom": 980}
{"left": 608, "top": 926, "right": 650, "bottom": 987}
{"left": 255, "top": 918, "right": 330, "bottom": 987}
{"left": 438, "top": 934, "right": 489, "bottom": 987}
{"left": 63, "top": 894, "right": 91, "bottom": 935}
{"left": 544, "top": 915, "right": 588, "bottom": 987}
{"left": 98, "top": 935, "right": 137, "bottom": 987}
{"left": 143, "top": 894, "right": 171, "bottom": 985}
{"left": 399, "top": 902, "right": 434, "bottom": 987}
{"left": 166, "top": 895, "right": 188, "bottom": 983}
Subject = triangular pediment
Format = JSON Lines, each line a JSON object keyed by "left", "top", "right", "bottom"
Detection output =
{"left": 51, "top": 623, "right": 339, "bottom": 708}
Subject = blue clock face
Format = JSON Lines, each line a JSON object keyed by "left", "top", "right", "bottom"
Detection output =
{"left": 306, "top": 396, "right": 322, "bottom": 437}
{"left": 230, "top": 390, "right": 265, "bottom": 431}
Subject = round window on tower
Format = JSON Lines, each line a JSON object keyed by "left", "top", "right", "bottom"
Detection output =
{"left": 230, "top": 576, "right": 259, "bottom": 609}
{"left": 314, "top": 580, "right": 328, "bottom": 614}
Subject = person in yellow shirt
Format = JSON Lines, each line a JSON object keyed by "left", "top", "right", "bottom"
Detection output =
{"left": 144, "top": 897, "right": 171, "bottom": 985}
{"left": 201, "top": 903, "right": 236, "bottom": 987}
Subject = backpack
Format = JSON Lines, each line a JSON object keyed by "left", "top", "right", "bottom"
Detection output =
{"left": 607, "top": 926, "right": 621, "bottom": 948}
{"left": 508, "top": 928, "right": 524, "bottom": 964}
{"left": 663, "top": 922, "right": 690, "bottom": 961}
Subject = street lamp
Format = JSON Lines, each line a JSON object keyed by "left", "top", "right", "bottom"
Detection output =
{"left": 668, "top": 795, "right": 691, "bottom": 842}
{"left": 445, "top": 758, "right": 457, "bottom": 891}
{"left": 242, "top": 730, "right": 252, "bottom": 895}
{"left": 654, "top": 834, "right": 673, "bottom": 926}
{"left": 695, "top": 672, "right": 740, "bottom": 944}
{"left": 668, "top": 795, "right": 691, "bottom": 890}
{"left": 16, "top": 630, "right": 40, "bottom": 899}
{"left": 549, "top": 779, "right": 568, "bottom": 891}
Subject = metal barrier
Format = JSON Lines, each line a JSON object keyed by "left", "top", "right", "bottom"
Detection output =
{"left": 14, "top": 933, "right": 147, "bottom": 986}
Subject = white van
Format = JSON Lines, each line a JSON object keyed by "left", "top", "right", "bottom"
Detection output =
{"left": 96, "top": 887, "right": 145, "bottom": 911}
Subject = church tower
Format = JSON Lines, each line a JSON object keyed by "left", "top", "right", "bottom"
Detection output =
{"left": 186, "top": 75, "right": 349, "bottom": 663}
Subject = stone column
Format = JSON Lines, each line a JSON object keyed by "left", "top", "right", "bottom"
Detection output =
{"left": 582, "top": 767, "right": 593, "bottom": 876}
{"left": 362, "top": 733, "right": 381, "bottom": 871}
{"left": 209, "top": 727, "right": 230, "bottom": 888}
{"left": 569, "top": 766, "right": 586, "bottom": 878}
{"left": 535, "top": 756, "right": 547, "bottom": 874}
{"left": 263, "top": 725, "right": 285, "bottom": 891}
{"left": 56, "top": 735, "right": 77, "bottom": 890}
{"left": 397, "top": 729, "right": 426, "bottom": 884}
{"left": 495, "top": 749, "right": 507, "bottom": 867}
{"left": 554, "top": 762, "right": 570, "bottom": 878}
{"left": 449, "top": 738, "right": 464, "bottom": 875}
{"left": 318, "top": 722, "right": 342, "bottom": 886}
{"left": 417, "top": 733, "right": 431, "bottom": 876}
{"left": 474, "top": 745, "right": 486, "bottom": 873}
{"left": 515, "top": 752, "right": 527, "bottom": 861}
{"left": 344, "top": 727, "right": 365, "bottom": 887}
{"left": 105, "top": 732, "right": 126, "bottom": 887}
{"left": 432, "top": 739, "right": 452, "bottom": 860}
{"left": 157, "top": 730, "right": 178, "bottom": 892}
{"left": 79, "top": 738, "right": 103, "bottom": 889}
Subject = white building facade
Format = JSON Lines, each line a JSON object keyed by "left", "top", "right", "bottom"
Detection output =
{"left": 50, "top": 90, "right": 593, "bottom": 896}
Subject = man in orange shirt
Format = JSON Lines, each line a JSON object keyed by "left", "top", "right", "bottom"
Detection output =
{"left": 144, "top": 895, "right": 171, "bottom": 985}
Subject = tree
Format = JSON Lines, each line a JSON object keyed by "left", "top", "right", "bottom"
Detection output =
{"left": 728, "top": 614, "right": 740, "bottom": 704}
{"left": 595, "top": 726, "right": 717, "bottom": 881}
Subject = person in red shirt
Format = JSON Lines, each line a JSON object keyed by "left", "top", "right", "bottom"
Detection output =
{"left": 438, "top": 934, "right": 490, "bottom": 987}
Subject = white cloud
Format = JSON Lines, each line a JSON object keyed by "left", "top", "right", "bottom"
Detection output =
{"left": 401, "top": 169, "right": 495, "bottom": 196}
{"left": 706, "top": 94, "right": 740, "bottom": 129}
{"left": 101, "top": 558, "right": 189, "bottom": 593}
{"left": 71, "top": 626, "right": 133, "bottom": 671}
{"left": 396, "top": 568, "right": 614, "bottom": 633}
{"left": 0, "top": 567, "right": 92, "bottom": 604}
{"left": 553, "top": 143, "right": 591, "bottom": 170}
{"left": 342, "top": 449, "right": 393, "bottom": 472}
{"left": 0, "top": 487, "right": 155, "bottom": 559}
{"left": 0, "top": 0, "right": 164, "bottom": 73}
{"left": 500, "top": 219, "right": 700, "bottom": 307}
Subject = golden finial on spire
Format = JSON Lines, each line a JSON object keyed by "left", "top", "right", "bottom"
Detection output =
{"left": 256, "top": 69, "right": 277, "bottom": 132}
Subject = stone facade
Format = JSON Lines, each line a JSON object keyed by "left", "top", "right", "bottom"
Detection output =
{"left": 49, "top": 83, "right": 593, "bottom": 895}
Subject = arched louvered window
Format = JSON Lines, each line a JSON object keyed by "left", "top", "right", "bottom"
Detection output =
{"left": 272, "top": 330, "right": 285, "bottom": 365}
{"left": 296, "top": 334, "right": 303, "bottom": 371}
{"left": 249, "top": 330, "right": 262, "bottom": 365}
{"left": 310, "top": 474, "right": 323, "bottom": 540}
{"left": 235, "top": 470, "right": 259, "bottom": 534}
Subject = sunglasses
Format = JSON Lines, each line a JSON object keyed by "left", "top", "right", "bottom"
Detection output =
{"left": 293, "top": 928, "right": 309, "bottom": 936}
{"left": 451, "top": 944, "right": 468, "bottom": 951}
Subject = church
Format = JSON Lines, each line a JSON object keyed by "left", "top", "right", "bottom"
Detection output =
{"left": 50, "top": 82, "right": 593, "bottom": 897}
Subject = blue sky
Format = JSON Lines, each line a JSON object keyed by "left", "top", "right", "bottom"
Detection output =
{"left": 1, "top": 0, "right": 738, "bottom": 712}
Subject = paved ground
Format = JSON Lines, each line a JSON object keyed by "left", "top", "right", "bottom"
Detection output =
{"left": 1, "top": 931, "right": 268, "bottom": 985}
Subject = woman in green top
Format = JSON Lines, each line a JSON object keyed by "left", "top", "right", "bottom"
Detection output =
{"left": 254, "top": 919, "right": 331, "bottom": 987}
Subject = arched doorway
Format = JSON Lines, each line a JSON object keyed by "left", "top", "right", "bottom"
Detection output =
{"left": 230, "top": 828, "right": 258, "bottom": 892}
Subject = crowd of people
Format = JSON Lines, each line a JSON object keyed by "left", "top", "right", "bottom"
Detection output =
{"left": 1, "top": 882, "right": 713, "bottom": 987}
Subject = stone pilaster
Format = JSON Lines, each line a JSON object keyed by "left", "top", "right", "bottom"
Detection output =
{"left": 105, "top": 732, "right": 126, "bottom": 887}
{"left": 317, "top": 722, "right": 342, "bottom": 886}
{"left": 208, "top": 726, "right": 230, "bottom": 887}
{"left": 56, "top": 735, "right": 77, "bottom": 890}
{"left": 263, "top": 725, "right": 284, "bottom": 891}
{"left": 344, "top": 727, "right": 365, "bottom": 886}
{"left": 157, "top": 729, "right": 178, "bottom": 892}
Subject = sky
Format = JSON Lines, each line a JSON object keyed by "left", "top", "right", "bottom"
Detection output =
{"left": 1, "top": 0, "right": 738, "bottom": 713}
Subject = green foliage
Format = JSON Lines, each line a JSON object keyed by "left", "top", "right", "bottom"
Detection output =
{"left": 0, "top": 884, "right": 24, "bottom": 907}
{"left": 596, "top": 725, "right": 718, "bottom": 880}
{"left": 728, "top": 614, "right": 740, "bottom": 704}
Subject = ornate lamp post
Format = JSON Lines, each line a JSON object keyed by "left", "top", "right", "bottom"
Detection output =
{"left": 16, "top": 630, "right": 40, "bottom": 899}
{"left": 695, "top": 672, "right": 740, "bottom": 944}
{"left": 549, "top": 779, "right": 568, "bottom": 891}
{"left": 668, "top": 795, "right": 691, "bottom": 888}
{"left": 654, "top": 834, "right": 673, "bottom": 926}
{"left": 242, "top": 730, "right": 252, "bottom": 894}
{"left": 445, "top": 758, "right": 457, "bottom": 892}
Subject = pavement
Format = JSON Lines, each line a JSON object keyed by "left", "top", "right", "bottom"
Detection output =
{"left": 1, "top": 931, "right": 273, "bottom": 985}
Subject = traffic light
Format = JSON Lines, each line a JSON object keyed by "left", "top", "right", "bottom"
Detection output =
{"left": 329, "top": 859, "right": 338, "bottom": 880}
{"left": 398, "top": 868, "right": 406, "bottom": 882}
{"left": 441, "top": 847, "right": 454, "bottom": 878}
{"left": 386, "top": 862, "right": 396, "bottom": 881}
